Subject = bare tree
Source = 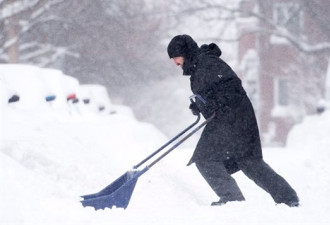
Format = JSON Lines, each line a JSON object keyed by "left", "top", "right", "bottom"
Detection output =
{"left": 0, "top": 0, "right": 76, "bottom": 66}
{"left": 54, "top": 0, "right": 171, "bottom": 98}
{"left": 1, "top": 0, "right": 172, "bottom": 97}
{"left": 164, "top": 0, "right": 330, "bottom": 55}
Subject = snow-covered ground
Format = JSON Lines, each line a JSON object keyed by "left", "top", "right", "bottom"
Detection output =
{"left": 1, "top": 65, "right": 330, "bottom": 225}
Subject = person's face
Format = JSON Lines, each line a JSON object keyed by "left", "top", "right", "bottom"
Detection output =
{"left": 172, "top": 56, "right": 185, "bottom": 68}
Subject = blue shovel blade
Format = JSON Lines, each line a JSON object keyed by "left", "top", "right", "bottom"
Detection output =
{"left": 81, "top": 168, "right": 148, "bottom": 210}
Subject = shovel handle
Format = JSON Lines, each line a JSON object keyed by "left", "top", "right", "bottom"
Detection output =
{"left": 133, "top": 114, "right": 201, "bottom": 169}
{"left": 147, "top": 112, "right": 215, "bottom": 169}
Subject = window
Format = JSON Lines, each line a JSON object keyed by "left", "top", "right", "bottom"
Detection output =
{"left": 273, "top": 2, "right": 302, "bottom": 35}
{"left": 272, "top": 78, "right": 291, "bottom": 118}
{"left": 274, "top": 78, "right": 290, "bottom": 107}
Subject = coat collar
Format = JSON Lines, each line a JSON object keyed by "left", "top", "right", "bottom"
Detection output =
{"left": 182, "top": 49, "right": 200, "bottom": 76}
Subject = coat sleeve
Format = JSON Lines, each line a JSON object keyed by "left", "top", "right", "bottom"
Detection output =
{"left": 194, "top": 56, "right": 224, "bottom": 117}
{"left": 194, "top": 56, "right": 245, "bottom": 117}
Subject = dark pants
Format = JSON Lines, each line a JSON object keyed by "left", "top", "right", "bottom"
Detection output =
{"left": 195, "top": 158, "right": 299, "bottom": 205}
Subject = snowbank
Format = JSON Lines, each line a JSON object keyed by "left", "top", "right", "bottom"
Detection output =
{"left": 1, "top": 64, "right": 330, "bottom": 225}
{"left": 0, "top": 64, "right": 116, "bottom": 117}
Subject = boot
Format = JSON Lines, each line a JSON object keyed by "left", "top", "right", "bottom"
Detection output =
{"left": 211, "top": 198, "right": 244, "bottom": 206}
{"left": 284, "top": 200, "right": 300, "bottom": 207}
{"left": 211, "top": 199, "right": 227, "bottom": 206}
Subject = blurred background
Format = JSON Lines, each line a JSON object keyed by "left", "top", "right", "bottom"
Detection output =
{"left": 1, "top": 0, "right": 330, "bottom": 146}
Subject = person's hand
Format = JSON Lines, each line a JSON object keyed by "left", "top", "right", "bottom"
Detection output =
{"left": 189, "top": 102, "right": 200, "bottom": 115}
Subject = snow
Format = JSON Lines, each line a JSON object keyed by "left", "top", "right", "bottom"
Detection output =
{"left": 1, "top": 64, "right": 330, "bottom": 225}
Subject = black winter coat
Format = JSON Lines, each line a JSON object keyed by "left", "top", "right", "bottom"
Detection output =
{"left": 184, "top": 43, "right": 263, "bottom": 173}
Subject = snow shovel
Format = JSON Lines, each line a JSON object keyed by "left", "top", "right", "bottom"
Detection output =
{"left": 81, "top": 103, "right": 215, "bottom": 210}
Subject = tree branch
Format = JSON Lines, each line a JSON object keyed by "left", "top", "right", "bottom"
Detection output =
{"left": 171, "top": 1, "right": 330, "bottom": 54}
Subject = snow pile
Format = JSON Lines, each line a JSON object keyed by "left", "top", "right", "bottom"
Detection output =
{"left": 1, "top": 64, "right": 116, "bottom": 117}
{"left": 2, "top": 65, "right": 76, "bottom": 113}
{"left": 285, "top": 111, "right": 330, "bottom": 213}
{"left": 1, "top": 64, "right": 330, "bottom": 225}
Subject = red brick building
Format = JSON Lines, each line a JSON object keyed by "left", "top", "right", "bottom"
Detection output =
{"left": 236, "top": 0, "right": 329, "bottom": 146}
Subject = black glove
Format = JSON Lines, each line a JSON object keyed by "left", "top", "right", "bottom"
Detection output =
{"left": 189, "top": 102, "right": 200, "bottom": 115}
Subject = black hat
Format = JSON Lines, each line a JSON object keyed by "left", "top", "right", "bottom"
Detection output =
{"left": 167, "top": 34, "right": 199, "bottom": 59}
